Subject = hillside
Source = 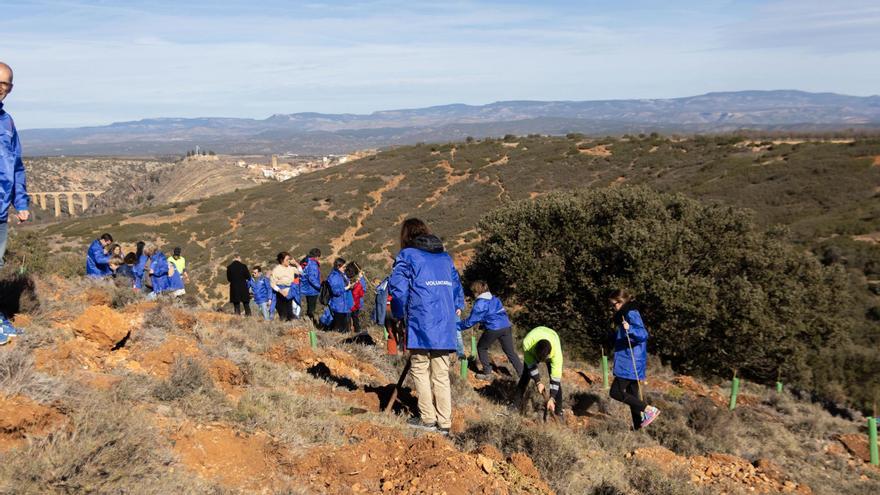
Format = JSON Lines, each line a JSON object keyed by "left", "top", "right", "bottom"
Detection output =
{"left": 0, "top": 275, "right": 877, "bottom": 494}
{"left": 40, "top": 135, "right": 880, "bottom": 309}
{"left": 20, "top": 91, "right": 880, "bottom": 155}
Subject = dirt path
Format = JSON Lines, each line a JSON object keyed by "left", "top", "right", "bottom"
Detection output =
{"left": 328, "top": 174, "right": 405, "bottom": 257}
{"left": 419, "top": 160, "right": 471, "bottom": 208}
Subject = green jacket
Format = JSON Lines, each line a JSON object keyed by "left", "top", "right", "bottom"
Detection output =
{"left": 522, "top": 326, "right": 563, "bottom": 380}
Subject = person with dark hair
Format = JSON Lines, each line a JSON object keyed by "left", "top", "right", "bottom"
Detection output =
{"left": 169, "top": 246, "right": 188, "bottom": 285}
{"left": 327, "top": 257, "right": 353, "bottom": 332}
{"left": 86, "top": 233, "right": 114, "bottom": 277}
{"left": 458, "top": 280, "right": 523, "bottom": 381}
{"left": 249, "top": 266, "right": 274, "bottom": 321}
{"left": 517, "top": 326, "right": 564, "bottom": 418}
{"left": 133, "top": 241, "right": 148, "bottom": 291}
{"left": 300, "top": 248, "right": 322, "bottom": 322}
{"left": 389, "top": 218, "right": 465, "bottom": 435}
{"left": 226, "top": 254, "right": 251, "bottom": 316}
{"left": 116, "top": 252, "right": 137, "bottom": 285}
{"left": 270, "top": 251, "right": 301, "bottom": 321}
{"left": 345, "top": 262, "right": 365, "bottom": 333}
{"left": 608, "top": 289, "right": 660, "bottom": 430}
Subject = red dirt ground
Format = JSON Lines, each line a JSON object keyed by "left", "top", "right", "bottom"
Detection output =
{"left": 0, "top": 394, "right": 65, "bottom": 451}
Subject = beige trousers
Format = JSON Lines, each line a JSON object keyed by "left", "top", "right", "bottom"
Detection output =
{"left": 409, "top": 350, "right": 452, "bottom": 428}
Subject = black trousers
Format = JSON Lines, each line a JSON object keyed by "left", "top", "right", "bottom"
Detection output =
{"left": 517, "top": 361, "right": 563, "bottom": 416}
{"left": 232, "top": 301, "right": 251, "bottom": 316}
{"left": 275, "top": 292, "right": 294, "bottom": 321}
{"left": 305, "top": 295, "right": 318, "bottom": 320}
{"left": 477, "top": 327, "right": 524, "bottom": 377}
{"left": 331, "top": 311, "right": 350, "bottom": 332}
{"left": 351, "top": 309, "right": 362, "bottom": 333}
{"left": 610, "top": 377, "right": 647, "bottom": 430}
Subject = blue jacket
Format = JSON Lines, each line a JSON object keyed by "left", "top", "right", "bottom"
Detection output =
{"left": 115, "top": 264, "right": 134, "bottom": 281}
{"left": 327, "top": 269, "right": 350, "bottom": 313}
{"left": 457, "top": 292, "right": 512, "bottom": 332}
{"left": 133, "top": 254, "right": 148, "bottom": 290}
{"left": 389, "top": 235, "right": 464, "bottom": 351}
{"left": 149, "top": 252, "right": 170, "bottom": 293}
{"left": 85, "top": 240, "right": 112, "bottom": 277}
{"left": 168, "top": 264, "right": 185, "bottom": 291}
{"left": 248, "top": 276, "right": 272, "bottom": 304}
{"left": 372, "top": 277, "right": 389, "bottom": 325}
{"left": 0, "top": 103, "right": 29, "bottom": 224}
{"left": 301, "top": 258, "right": 321, "bottom": 296}
{"left": 612, "top": 305, "right": 649, "bottom": 381}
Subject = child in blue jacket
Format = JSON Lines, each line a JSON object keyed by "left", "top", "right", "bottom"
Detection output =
{"left": 608, "top": 289, "right": 660, "bottom": 430}
{"left": 458, "top": 280, "right": 523, "bottom": 381}
{"left": 249, "top": 266, "right": 274, "bottom": 321}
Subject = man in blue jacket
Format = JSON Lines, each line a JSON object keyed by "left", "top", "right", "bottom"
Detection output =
{"left": 301, "top": 248, "right": 322, "bottom": 323}
{"left": 389, "top": 218, "right": 464, "bottom": 435}
{"left": 458, "top": 280, "right": 523, "bottom": 381}
{"left": 0, "top": 62, "right": 30, "bottom": 268}
{"left": 86, "top": 233, "right": 114, "bottom": 278}
{"left": 248, "top": 266, "right": 274, "bottom": 321}
{"left": 327, "top": 257, "right": 352, "bottom": 332}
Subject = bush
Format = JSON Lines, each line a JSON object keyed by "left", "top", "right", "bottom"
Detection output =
{"left": 153, "top": 357, "right": 214, "bottom": 401}
{"left": 465, "top": 186, "right": 849, "bottom": 388}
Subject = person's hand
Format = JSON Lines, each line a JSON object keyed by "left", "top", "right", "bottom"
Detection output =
{"left": 536, "top": 382, "right": 545, "bottom": 395}
{"left": 456, "top": 309, "right": 462, "bottom": 317}
{"left": 546, "top": 398, "right": 556, "bottom": 413}
{"left": 622, "top": 319, "right": 630, "bottom": 331}
{"left": 16, "top": 210, "right": 29, "bottom": 223}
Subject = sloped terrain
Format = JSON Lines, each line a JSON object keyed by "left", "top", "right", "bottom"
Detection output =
{"left": 0, "top": 275, "right": 878, "bottom": 494}
{"left": 39, "top": 135, "right": 880, "bottom": 335}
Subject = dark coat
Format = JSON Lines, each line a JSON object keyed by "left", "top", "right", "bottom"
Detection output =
{"left": 226, "top": 260, "right": 251, "bottom": 303}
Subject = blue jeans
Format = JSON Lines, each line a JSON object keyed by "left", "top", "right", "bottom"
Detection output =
{"left": 0, "top": 222, "right": 7, "bottom": 268}
{"left": 257, "top": 301, "right": 271, "bottom": 321}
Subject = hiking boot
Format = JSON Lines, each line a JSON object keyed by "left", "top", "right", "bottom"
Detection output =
{"left": 640, "top": 406, "right": 661, "bottom": 429}
{"left": 406, "top": 417, "right": 437, "bottom": 432}
{"left": 437, "top": 426, "right": 451, "bottom": 436}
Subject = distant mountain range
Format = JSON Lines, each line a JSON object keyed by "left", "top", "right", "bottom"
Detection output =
{"left": 21, "top": 90, "right": 880, "bottom": 155}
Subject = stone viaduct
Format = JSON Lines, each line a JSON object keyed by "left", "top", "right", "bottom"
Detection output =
{"left": 28, "top": 191, "right": 103, "bottom": 217}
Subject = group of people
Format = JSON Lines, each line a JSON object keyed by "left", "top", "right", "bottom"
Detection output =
{"left": 85, "top": 233, "right": 189, "bottom": 298}
{"left": 0, "top": 60, "right": 659, "bottom": 433}
{"left": 383, "top": 218, "right": 660, "bottom": 434}
{"left": 224, "top": 249, "right": 368, "bottom": 333}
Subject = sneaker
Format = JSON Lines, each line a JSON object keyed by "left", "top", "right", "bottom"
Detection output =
{"left": 437, "top": 427, "right": 451, "bottom": 436}
{"left": 640, "top": 406, "right": 661, "bottom": 429}
{"left": 475, "top": 373, "right": 494, "bottom": 381}
{"left": 406, "top": 417, "right": 437, "bottom": 431}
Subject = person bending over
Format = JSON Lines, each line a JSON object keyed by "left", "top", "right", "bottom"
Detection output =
{"left": 517, "top": 326, "right": 563, "bottom": 418}
{"left": 458, "top": 280, "right": 523, "bottom": 381}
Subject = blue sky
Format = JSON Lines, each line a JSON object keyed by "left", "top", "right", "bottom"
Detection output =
{"left": 4, "top": 0, "right": 879, "bottom": 128}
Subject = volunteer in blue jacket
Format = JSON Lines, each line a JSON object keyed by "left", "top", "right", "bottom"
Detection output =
{"left": 389, "top": 218, "right": 464, "bottom": 435}
{"left": 327, "top": 257, "right": 353, "bottom": 332}
{"left": 86, "top": 233, "right": 114, "bottom": 278}
{"left": 608, "top": 289, "right": 660, "bottom": 430}
{"left": 458, "top": 280, "right": 523, "bottom": 381}
{"left": 301, "top": 248, "right": 322, "bottom": 322}
{"left": 143, "top": 243, "right": 170, "bottom": 299}
{"left": 133, "top": 241, "right": 148, "bottom": 291}
{"left": 0, "top": 62, "right": 29, "bottom": 268}
{"left": 249, "top": 266, "right": 274, "bottom": 321}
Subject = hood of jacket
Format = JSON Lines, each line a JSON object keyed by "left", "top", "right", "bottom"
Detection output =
{"left": 476, "top": 292, "right": 492, "bottom": 300}
{"left": 409, "top": 235, "right": 445, "bottom": 254}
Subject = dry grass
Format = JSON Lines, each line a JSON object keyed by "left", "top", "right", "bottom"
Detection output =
{"left": 0, "top": 394, "right": 204, "bottom": 494}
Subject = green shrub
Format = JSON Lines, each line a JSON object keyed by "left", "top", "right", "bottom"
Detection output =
{"left": 465, "top": 186, "right": 849, "bottom": 389}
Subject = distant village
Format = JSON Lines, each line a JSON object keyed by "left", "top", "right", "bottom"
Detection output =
{"left": 184, "top": 148, "right": 377, "bottom": 182}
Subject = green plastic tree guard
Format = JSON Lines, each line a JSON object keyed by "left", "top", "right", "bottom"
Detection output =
{"left": 460, "top": 359, "right": 468, "bottom": 379}
{"left": 729, "top": 377, "right": 740, "bottom": 411}
{"left": 471, "top": 334, "right": 477, "bottom": 357}
{"left": 776, "top": 381, "right": 783, "bottom": 393}
{"left": 601, "top": 355, "right": 610, "bottom": 390}
{"left": 309, "top": 331, "right": 318, "bottom": 349}
{"left": 870, "top": 417, "right": 878, "bottom": 466}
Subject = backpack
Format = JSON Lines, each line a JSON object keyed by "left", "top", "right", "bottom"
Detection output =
{"left": 319, "top": 280, "right": 332, "bottom": 306}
